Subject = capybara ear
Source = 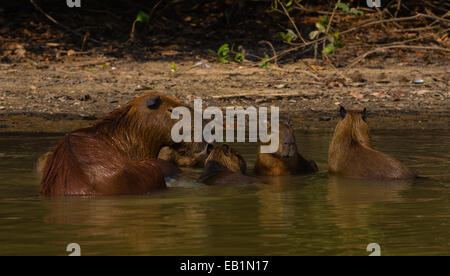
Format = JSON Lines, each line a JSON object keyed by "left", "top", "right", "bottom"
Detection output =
{"left": 339, "top": 106, "right": 347, "bottom": 119}
{"left": 362, "top": 108, "right": 368, "bottom": 121}
{"left": 147, "top": 96, "right": 162, "bottom": 110}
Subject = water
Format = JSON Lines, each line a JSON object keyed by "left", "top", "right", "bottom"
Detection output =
{"left": 0, "top": 131, "right": 449, "bottom": 256}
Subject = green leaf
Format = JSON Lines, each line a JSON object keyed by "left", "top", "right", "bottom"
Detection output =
{"left": 217, "top": 44, "right": 230, "bottom": 63}
{"left": 335, "top": 2, "right": 350, "bottom": 12}
{"left": 309, "top": 30, "right": 319, "bottom": 40}
{"left": 219, "top": 57, "right": 228, "bottom": 64}
{"left": 318, "top": 15, "right": 328, "bottom": 24}
{"left": 328, "top": 32, "right": 339, "bottom": 43}
{"left": 316, "top": 21, "right": 326, "bottom": 33}
{"left": 272, "top": 0, "right": 278, "bottom": 10}
{"left": 234, "top": 53, "right": 245, "bottom": 63}
{"left": 280, "top": 29, "right": 296, "bottom": 43}
{"left": 261, "top": 55, "right": 270, "bottom": 69}
{"left": 350, "top": 8, "right": 364, "bottom": 15}
{"left": 218, "top": 44, "right": 230, "bottom": 57}
{"left": 136, "top": 11, "right": 150, "bottom": 23}
{"left": 170, "top": 61, "right": 177, "bottom": 72}
{"left": 322, "top": 44, "right": 335, "bottom": 56}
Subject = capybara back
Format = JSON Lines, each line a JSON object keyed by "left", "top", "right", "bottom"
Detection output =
{"left": 328, "top": 107, "right": 416, "bottom": 180}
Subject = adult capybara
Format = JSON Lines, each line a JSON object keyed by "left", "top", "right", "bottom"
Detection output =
{"left": 41, "top": 92, "right": 208, "bottom": 196}
{"left": 328, "top": 106, "right": 416, "bottom": 180}
{"left": 255, "top": 122, "right": 318, "bottom": 176}
{"left": 199, "top": 145, "right": 259, "bottom": 185}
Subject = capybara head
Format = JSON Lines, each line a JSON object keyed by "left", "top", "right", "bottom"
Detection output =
{"left": 158, "top": 142, "right": 212, "bottom": 167}
{"left": 204, "top": 144, "right": 247, "bottom": 174}
{"left": 94, "top": 92, "right": 208, "bottom": 159}
{"left": 273, "top": 122, "right": 299, "bottom": 159}
{"left": 334, "top": 106, "right": 371, "bottom": 147}
{"left": 255, "top": 121, "right": 318, "bottom": 175}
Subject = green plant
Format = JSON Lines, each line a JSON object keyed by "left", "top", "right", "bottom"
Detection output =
{"left": 234, "top": 52, "right": 245, "bottom": 63}
{"left": 309, "top": 2, "right": 363, "bottom": 56}
{"left": 130, "top": 11, "right": 150, "bottom": 40}
{"left": 170, "top": 61, "right": 177, "bottom": 72}
{"left": 217, "top": 44, "right": 230, "bottom": 63}
{"left": 335, "top": 2, "right": 364, "bottom": 15}
{"left": 272, "top": 0, "right": 294, "bottom": 11}
{"left": 280, "top": 29, "right": 297, "bottom": 43}
{"left": 211, "top": 44, "right": 246, "bottom": 64}
{"left": 260, "top": 55, "right": 270, "bottom": 69}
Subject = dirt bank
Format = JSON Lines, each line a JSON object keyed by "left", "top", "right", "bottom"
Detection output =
{"left": 0, "top": 56, "right": 448, "bottom": 133}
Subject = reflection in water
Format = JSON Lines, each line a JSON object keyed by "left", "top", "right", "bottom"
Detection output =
{"left": 0, "top": 131, "right": 449, "bottom": 255}
{"left": 327, "top": 175, "right": 412, "bottom": 229}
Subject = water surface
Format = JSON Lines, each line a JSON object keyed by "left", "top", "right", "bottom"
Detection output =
{"left": 0, "top": 131, "right": 449, "bottom": 256}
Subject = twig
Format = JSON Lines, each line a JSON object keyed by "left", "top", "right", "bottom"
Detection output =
{"left": 266, "top": 12, "right": 450, "bottom": 64}
{"left": 265, "top": 14, "right": 425, "bottom": 63}
{"left": 29, "top": 0, "right": 101, "bottom": 45}
{"left": 278, "top": 0, "right": 307, "bottom": 44}
{"left": 394, "top": 0, "right": 402, "bottom": 18}
{"left": 258, "top": 40, "right": 278, "bottom": 67}
{"left": 391, "top": 26, "right": 443, "bottom": 33}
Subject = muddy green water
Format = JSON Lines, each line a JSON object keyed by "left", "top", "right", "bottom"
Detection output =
{"left": 0, "top": 131, "right": 449, "bottom": 256}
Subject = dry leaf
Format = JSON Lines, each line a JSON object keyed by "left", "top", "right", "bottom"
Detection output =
{"left": 349, "top": 92, "right": 364, "bottom": 99}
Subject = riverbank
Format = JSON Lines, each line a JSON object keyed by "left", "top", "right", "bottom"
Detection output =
{"left": 0, "top": 57, "right": 448, "bottom": 133}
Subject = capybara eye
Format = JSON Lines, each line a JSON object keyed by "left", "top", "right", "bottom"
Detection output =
{"left": 147, "top": 96, "right": 162, "bottom": 110}
{"left": 339, "top": 106, "right": 347, "bottom": 118}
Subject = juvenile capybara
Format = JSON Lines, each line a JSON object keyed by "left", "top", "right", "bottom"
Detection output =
{"left": 255, "top": 122, "right": 318, "bottom": 176}
{"left": 41, "top": 92, "right": 208, "bottom": 196}
{"left": 328, "top": 106, "right": 416, "bottom": 180}
{"left": 157, "top": 142, "right": 211, "bottom": 168}
{"left": 199, "top": 145, "right": 259, "bottom": 185}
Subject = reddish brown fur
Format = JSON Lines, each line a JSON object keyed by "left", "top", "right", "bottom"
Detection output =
{"left": 157, "top": 143, "right": 210, "bottom": 168}
{"left": 199, "top": 145, "right": 259, "bottom": 185}
{"left": 328, "top": 107, "right": 416, "bottom": 180}
{"left": 255, "top": 122, "right": 318, "bottom": 176}
{"left": 41, "top": 92, "right": 205, "bottom": 196}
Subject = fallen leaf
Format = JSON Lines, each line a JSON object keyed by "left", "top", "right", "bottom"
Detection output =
{"left": 349, "top": 92, "right": 364, "bottom": 99}
{"left": 310, "top": 64, "right": 325, "bottom": 71}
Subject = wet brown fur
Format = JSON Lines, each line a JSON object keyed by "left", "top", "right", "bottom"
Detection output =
{"left": 158, "top": 143, "right": 210, "bottom": 168}
{"left": 255, "top": 122, "right": 318, "bottom": 176}
{"left": 199, "top": 145, "right": 259, "bottom": 185}
{"left": 41, "top": 92, "right": 205, "bottom": 196}
{"left": 328, "top": 107, "right": 416, "bottom": 180}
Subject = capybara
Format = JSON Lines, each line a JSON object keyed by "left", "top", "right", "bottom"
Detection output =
{"left": 41, "top": 93, "right": 208, "bottom": 196}
{"left": 328, "top": 106, "right": 416, "bottom": 180}
{"left": 255, "top": 122, "right": 318, "bottom": 176}
{"left": 157, "top": 142, "right": 211, "bottom": 168}
{"left": 199, "top": 145, "right": 259, "bottom": 185}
